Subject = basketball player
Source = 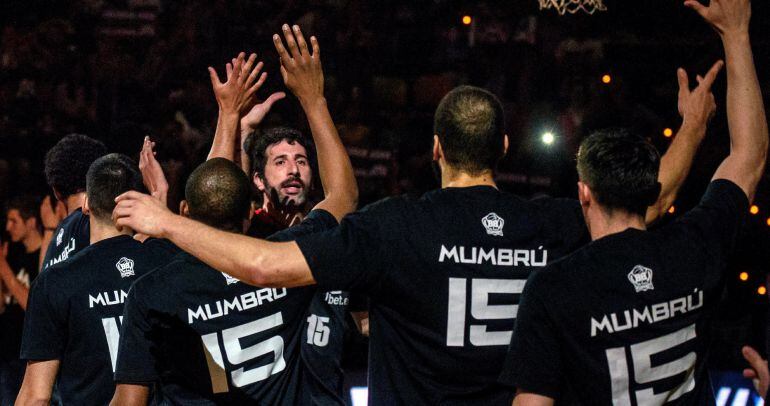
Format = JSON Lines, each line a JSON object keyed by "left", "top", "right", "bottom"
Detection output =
{"left": 500, "top": 0, "right": 767, "bottom": 404}
{"left": 16, "top": 154, "right": 169, "bottom": 405}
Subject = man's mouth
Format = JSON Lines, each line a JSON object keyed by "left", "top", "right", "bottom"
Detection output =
{"left": 281, "top": 180, "right": 304, "bottom": 195}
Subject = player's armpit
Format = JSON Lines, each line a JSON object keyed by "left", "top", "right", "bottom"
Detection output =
{"left": 15, "top": 359, "right": 59, "bottom": 406}
{"left": 110, "top": 383, "right": 150, "bottom": 406}
{"left": 512, "top": 390, "right": 555, "bottom": 406}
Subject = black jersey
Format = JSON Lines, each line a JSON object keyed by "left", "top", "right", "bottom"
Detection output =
{"left": 296, "top": 185, "right": 589, "bottom": 405}
{"left": 0, "top": 244, "right": 39, "bottom": 362}
{"left": 249, "top": 209, "right": 350, "bottom": 405}
{"left": 41, "top": 208, "right": 89, "bottom": 271}
{"left": 21, "top": 235, "right": 167, "bottom": 405}
{"left": 499, "top": 180, "right": 748, "bottom": 405}
{"left": 115, "top": 209, "right": 338, "bottom": 405}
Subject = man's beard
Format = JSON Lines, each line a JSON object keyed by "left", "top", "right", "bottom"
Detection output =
{"left": 265, "top": 175, "right": 309, "bottom": 210}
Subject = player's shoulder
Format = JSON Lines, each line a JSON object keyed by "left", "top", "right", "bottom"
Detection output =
{"left": 361, "top": 193, "right": 416, "bottom": 214}
{"left": 527, "top": 242, "right": 593, "bottom": 290}
{"left": 131, "top": 252, "right": 199, "bottom": 288}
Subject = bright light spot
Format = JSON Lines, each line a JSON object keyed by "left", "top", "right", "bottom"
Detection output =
{"left": 541, "top": 132, "right": 555, "bottom": 145}
{"left": 759, "top": 286, "right": 767, "bottom": 295}
{"left": 663, "top": 128, "right": 674, "bottom": 138}
{"left": 766, "top": 217, "right": 770, "bottom": 227}
{"left": 740, "top": 272, "right": 749, "bottom": 281}
{"left": 462, "top": 15, "right": 472, "bottom": 25}
{"left": 602, "top": 74, "right": 612, "bottom": 84}
{"left": 750, "top": 205, "right": 759, "bottom": 215}
{"left": 668, "top": 206, "right": 675, "bottom": 214}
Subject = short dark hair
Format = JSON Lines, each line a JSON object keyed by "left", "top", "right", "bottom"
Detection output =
{"left": 45, "top": 134, "right": 108, "bottom": 198}
{"left": 86, "top": 154, "right": 144, "bottom": 221}
{"left": 244, "top": 127, "right": 315, "bottom": 178}
{"left": 8, "top": 195, "right": 40, "bottom": 222}
{"left": 576, "top": 129, "right": 661, "bottom": 217}
{"left": 185, "top": 158, "right": 251, "bottom": 233}
{"left": 433, "top": 86, "right": 506, "bottom": 174}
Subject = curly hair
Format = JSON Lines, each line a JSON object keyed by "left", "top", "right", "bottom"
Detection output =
{"left": 243, "top": 126, "right": 315, "bottom": 179}
{"left": 44, "top": 134, "right": 107, "bottom": 198}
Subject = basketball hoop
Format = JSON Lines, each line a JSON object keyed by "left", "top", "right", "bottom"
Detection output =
{"left": 539, "top": 0, "right": 607, "bottom": 15}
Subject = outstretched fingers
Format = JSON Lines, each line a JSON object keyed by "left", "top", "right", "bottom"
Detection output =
{"left": 282, "top": 24, "right": 302, "bottom": 59}
{"left": 699, "top": 60, "right": 725, "bottom": 90}
{"left": 677, "top": 68, "right": 690, "bottom": 97}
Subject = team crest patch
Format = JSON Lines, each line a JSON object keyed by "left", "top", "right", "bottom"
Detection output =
{"left": 482, "top": 213, "right": 504, "bottom": 236}
{"left": 628, "top": 265, "right": 654, "bottom": 292}
{"left": 116, "top": 257, "right": 135, "bottom": 278}
{"left": 56, "top": 228, "right": 64, "bottom": 246}
{"left": 222, "top": 273, "right": 239, "bottom": 285}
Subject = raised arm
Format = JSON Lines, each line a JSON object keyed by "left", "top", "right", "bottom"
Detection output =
{"left": 0, "top": 242, "right": 30, "bottom": 309}
{"left": 646, "top": 61, "right": 723, "bottom": 223}
{"left": 686, "top": 0, "right": 768, "bottom": 200}
{"left": 138, "top": 136, "right": 168, "bottom": 205}
{"left": 273, "top": 24, "right": 358, "bottom": 220}
{"left": 207, "top": 53, "right": 267, "bottom": 162}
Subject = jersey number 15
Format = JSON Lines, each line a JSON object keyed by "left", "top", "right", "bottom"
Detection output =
{"left": 446, "top": 278, "right": 526, "bottom": 347}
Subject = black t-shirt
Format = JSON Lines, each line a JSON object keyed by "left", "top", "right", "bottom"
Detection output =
{"left": 41, "top": 208, "right": 90, "bottom": 271}
{"left": 296, "top": 186, "right": 589, "bottom": 405}
{"left": 21, "top": 235, "right": 168, "bottom": 405}
{"left": 0, "top": 243, "right": 40, "bottom": 361}
{"left": 248, "top": 209, "right": 350, "bottom": 405}
{"left": 115, "top": 209, "right": 339, "bottom": 405}
{"left": 499, "top": 180, "right": 748, "bottom": 405}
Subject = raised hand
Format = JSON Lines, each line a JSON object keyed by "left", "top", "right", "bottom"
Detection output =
{"left": 742, "top": 346, "right": 769, "bottom": 399}
{"left": 677, "top": 60, "right": 723, "bottom": 130}
{"left": 241, "top": 92, "right": 286, "bottom": 134}
{"left": 113, "top": 191, "right": 175, "bottom": 237}
{"left": 684, "top": 0, "right": 750, "bottom": 37}
{"left": 138, "top": 136, "right": 168, "bottom": 205}
{"left": 40, "top": 196, "right": 66, "bottom": 231}
{"left": 208, "top": 52, "right": 268, "bottom": 115}
{"left": 273, "top": 24, "right": 324, "bottom": 105}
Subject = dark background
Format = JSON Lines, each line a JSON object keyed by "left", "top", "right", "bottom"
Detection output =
{"left": 0, "top": 0, "right": 768, "bottom": 383}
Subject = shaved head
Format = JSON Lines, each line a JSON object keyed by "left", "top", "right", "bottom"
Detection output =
{"left": 185, "top": 158, "right": 251, "bottom": 232}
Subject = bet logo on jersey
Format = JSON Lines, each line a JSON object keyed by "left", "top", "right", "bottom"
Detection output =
{"left": 56, "top": 228, "right": 64, "bottom": 246}
{"left": 482, "top": 213, "right": 504, "bottom": 236}
{"left": 116, "top": 257, "right": 135, "bottom": 278}
{"left": 222, "top": 272, "right": 239, "bottom": 285}
{"left": 628, "top": 265, "right": 654, "bottom": 292}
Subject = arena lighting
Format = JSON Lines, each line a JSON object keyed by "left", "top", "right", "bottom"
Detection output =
{"left": 750, "top": 205, "right": 759, "bottom": 214}
{"left": 663, "top": 128, "right": 674, "bottom": 138}
{"left": 668, "top": 205, "right": 676, "bottom": 214}
{"left": 541, "top": 131, "right": 555, "bottom": 145}
{"left": 766, "top": 217, "right": 770, "bottom": 227}
{"left": 758, "top": 286, "right": 767, "bottom": 295}
{"left": 601, "top": 74, "right": 612, "bottom": 84}
{"left": 462, "top": 15, "right": 472, "bottom": 25}
{"left": 739, "top": 272, "right": 749, "bottom": 281}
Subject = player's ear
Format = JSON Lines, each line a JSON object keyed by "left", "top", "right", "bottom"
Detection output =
{"left": 52, "top": 188, "right": 63, "bottom": 203}
{"left": 577, "top": 181, "right": 592, "bottom": 207}
{"left": 433, "top": 135, "right": 443, "bottom": 161}
{"left": 179, "top": 200, "right": 190, "bottom": 217}
{"left": 503, "top": 134, "right": 509, "bottom": 156}
{"left": 82, "top": 195, "right": 90, "bottom": 215}
{"left": 253, "top": 172, "right": 266, "bottom": 192}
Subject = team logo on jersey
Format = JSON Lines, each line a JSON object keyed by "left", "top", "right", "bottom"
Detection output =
{"left": 482, "top": 213, "right": 504, "bottom": 236}
{"left": 56, "top": 228, "right": 64, "bottom": 246}
{"left": 116, "top": 257, "right": 135, "bottom": 278}
{"left": 628, "top": 265, "right": 654, "bottom": 292}
{"left": 222, "top": 272, "right": 239, "bottom": 285}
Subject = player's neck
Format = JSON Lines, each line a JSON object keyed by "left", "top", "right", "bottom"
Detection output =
{"left": 441, "top": 167, "right": 497, "bottom": 189}
{"left": 64, "top": 193, "right": 86, "bottom": 215}
{"left": 587, "top": 208, "right": 646, "bottom": 241}
{"left": 89, "top": 217, "right": 133, "bottom": 244}
{"left": 22, "top": 230, "right": 42, "bottom": 253}
{"left": 260, "top": 199, "right": 306, "bottom": 228}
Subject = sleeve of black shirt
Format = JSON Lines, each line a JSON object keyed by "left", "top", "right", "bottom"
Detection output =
{"left": 675, "top": 179, "right": 749, "bottom": 257}
{"left": 295, "top": 205, "right": 386, "bottom": 293}
{"left": 498, "top": 271, "right": 563, "bottom": 398}
{"left": 20, "top": 271, "right": 67, "bottom": 360}
{"left": 533, "top": 197, "right": 590, "bottom": 256}
{"left": 115, "top": 280, "right": 159, "bottom": 383}
{"left": 267, "top": 209, "right": 338, "bottom": 243}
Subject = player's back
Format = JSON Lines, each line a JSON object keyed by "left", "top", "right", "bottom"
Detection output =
{"left": 503, "top": 180, "right": 747, "bottom": 405}
{"left": 41, "top": 208, "right": 89, "bottom": 270}
{"left": 22, "top": 234, "right": 165, "bottom": 405}
{"left": 299, "top": 185, "right": 588, "bottom": 404}
{"left": 118, "top": 253, "right": 316, "bottom": 405}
